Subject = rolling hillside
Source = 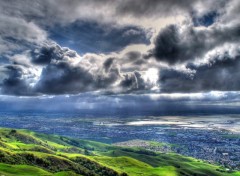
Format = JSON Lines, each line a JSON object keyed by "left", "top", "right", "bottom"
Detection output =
{"left": 0, "top": 128, "right": 239, "bottom": 176}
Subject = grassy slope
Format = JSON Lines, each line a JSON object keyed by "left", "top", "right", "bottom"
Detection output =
{"left": 0, "top": 163, "right": 51, "bottom": 176}
{"left": 92, "top": 156, "right": 177, "bottom": 176}
{"left": 96, "top": 148, "right": 240, "bottom": 176}
{"left": 0, "top": 128, "right": 239, "bottom": 176}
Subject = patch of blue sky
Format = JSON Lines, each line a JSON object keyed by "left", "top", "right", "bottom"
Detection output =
{"left": 192, "top": 11, "right": 218, "bottom": 27}
{"left": 48, "top": 20, "right": 151, "bottom": 54}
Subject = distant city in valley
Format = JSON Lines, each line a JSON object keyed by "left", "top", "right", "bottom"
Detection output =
{"left": 0, "top": 112, "right": 239, "bottom": 170}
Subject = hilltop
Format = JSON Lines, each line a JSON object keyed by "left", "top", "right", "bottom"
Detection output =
{"left": 0, "top": 128, "right": 239, "bottom": 176}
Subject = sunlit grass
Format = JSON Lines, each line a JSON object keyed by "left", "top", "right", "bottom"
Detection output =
{"left": 0, "top": 128, "right": 239, "bottom": 176}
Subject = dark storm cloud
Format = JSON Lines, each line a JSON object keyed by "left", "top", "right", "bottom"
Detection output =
{"left": 0, "top": 42, "right": 159, "bottom": 95}
{"left": 151, "top": 20, "right": 240, "bottom": 64}
{"left": 28, "top": 43, "right": 156, "bottom": 95}
{"left": 31, "top": 44, "right": 78, "bottom": 65}
{"left": 120, "top": 71, "right": 146, "bottom": 91}
{"left": 32, "top": 44, "right": 120, "bottom": 94}
{"left": 32, "top": 42, "right": 165, "bottom": 94}
{"left": 35, "top": 61, "right": 95, "bottom": 94}
{"left": 151, "top": 24, "right": 209, "bottom": 64}
{"left": 31, "top": 45, "right": 60, "bottom": 65}
{"left": 0, "top": 65, "right": 32, "bottom": 95}
{"left": 120, "top": 72, "right": 138, "bottom": 90}
{"left": 35, "top": 60, "right": 140, "bottom": 95}
{"left": 152, "top": 25, "right": 185, "bottom": 64}
{"left": 159, "top": 51, "right": 240, "bottom": 92}
{"left": 103, "top": 58, "right": 115, "bottom": 73}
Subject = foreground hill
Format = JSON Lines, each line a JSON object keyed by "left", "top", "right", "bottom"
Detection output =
{"left": 0, "top": 128, "right": 239, "bottom": 176}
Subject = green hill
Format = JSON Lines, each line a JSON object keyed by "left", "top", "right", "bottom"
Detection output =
{"left": 0, "top": 128, "right": 239, "bottom": 176}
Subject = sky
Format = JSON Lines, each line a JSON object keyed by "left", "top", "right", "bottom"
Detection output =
{"left": 0, "top": 0, "right": 240, "bottom": 115}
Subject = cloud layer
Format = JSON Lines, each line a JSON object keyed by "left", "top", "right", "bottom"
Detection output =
{"left": 1, "top": 0, "right": 240, "bottom": 96}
